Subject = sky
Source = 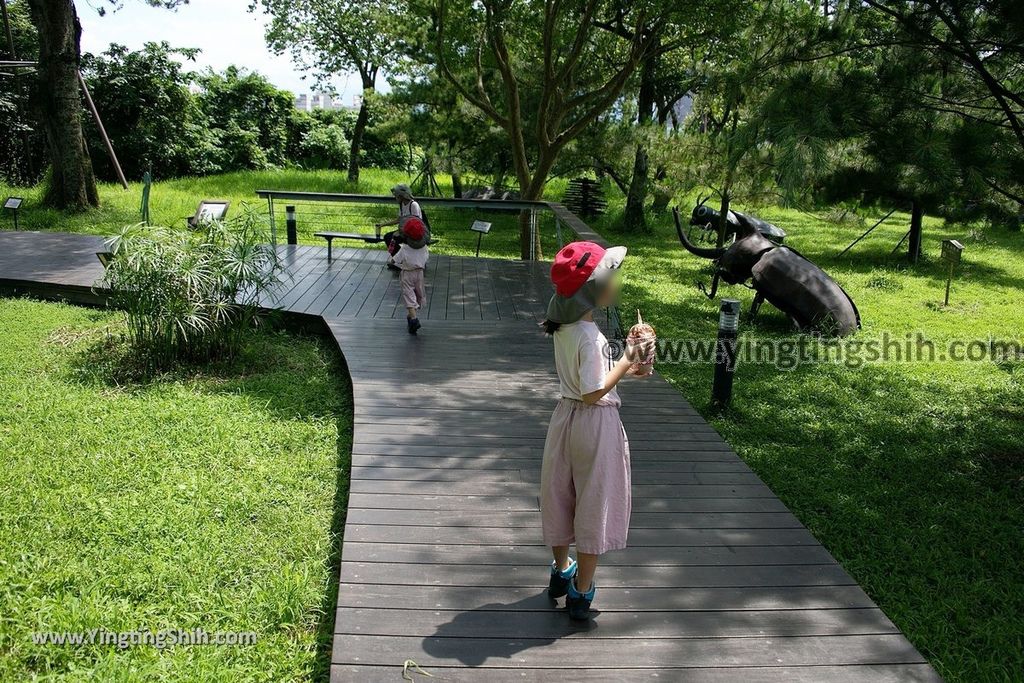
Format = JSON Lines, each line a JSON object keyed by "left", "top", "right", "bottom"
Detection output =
{"left": 76, "top": 0, "right": 370, "bottom": 104}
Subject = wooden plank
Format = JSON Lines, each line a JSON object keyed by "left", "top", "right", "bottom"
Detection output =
{"left": 349, "top": 466, "right": 761, "bottom": 486}
{"left": 340, "top": 543, "right": 845, "bottom": 570}
{"left": 351, "top": 415, "right": 720, "bottom": 437}
{"left": 332, "top": 664, "right": 943, "bottom": 683}
{"left": 346, "top": 493, "right": 790, "bottom": 514}
{"left": 334, "top": 606, "right": 898, "bottom": 638}
{"left": 445, "top": 253, "right": 464, "bottom": 319}
{"left": 350, "top": 433, "right": 730, "bottom": 447}
{"left": 476, "top": 258, "right": 502, "bottom": 320}
{"left": 338, "top": 561, "right": 854, "bottom": 589}
{"left": 331, "top": 633, "right": 927, "bottom": 668}
{"left": 343, "top": 525, "right": 820, "bottom": 547}
{"left": 350, "top": 454, "right": 751, "bottom": 472}
{"left": 348, "top": 480, "right": 777, "bottom": 499}
{"left": 354, "top": 404, "right": 706, "bottom": 421}
{"left": 461, "top": 255, "right": 483, "bottom": 320}
{"left": 334, "top": 585, "right": 883, "bottom": 614}
{"left": 345, "top": 509, "right": 803, "bottom": 529}
{"left": 426, "top": 254, "right": 449, "bottom": 320}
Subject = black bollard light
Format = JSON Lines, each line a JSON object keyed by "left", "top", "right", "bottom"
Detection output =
{"left": 711, "top": 298, "right": 740, "bottom": 409}
{"left": 285, "top": 205, "right": 297, "bottom": 245}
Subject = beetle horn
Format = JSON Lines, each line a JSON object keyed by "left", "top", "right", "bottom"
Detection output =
{"left": 674, "top": 207, "right": 726, "bottom": 259}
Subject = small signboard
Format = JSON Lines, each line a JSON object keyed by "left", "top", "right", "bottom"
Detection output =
{"left": 4, "top": 197, "right": 23, "bottom": 210}
{"left": 941, "top": 239, "right": 964, "bottom": 265}
{"left": 941, "top": 239, "right": 964, "bottom": 306}
{"left": 470, "top": 220, "right": 492, "bottom": 234}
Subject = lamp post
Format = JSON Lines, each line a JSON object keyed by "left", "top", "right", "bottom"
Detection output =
{"left": 286, "top": 205, "right": 297, "bottom": 245}
{"left": 711, "top": 298, "right": 740, "bottom": 409}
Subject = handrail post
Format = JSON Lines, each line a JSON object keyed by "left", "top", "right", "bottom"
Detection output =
{"left": 267, "top": 196, "right": 277, "bottom": 246}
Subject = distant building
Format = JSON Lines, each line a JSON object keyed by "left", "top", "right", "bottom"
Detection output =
{"left": 313, "top": 92, "right": 337, "bottom": 110}
{"left": 293, "top": 91, "right": 361, "bottom": 113}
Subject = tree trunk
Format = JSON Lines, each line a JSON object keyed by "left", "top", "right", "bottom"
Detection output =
{"left": 450, "top": 170, "right": 463, "bottom": 199}
{"left": 347, "top": 74, "right": 374, "bottom": 183}
{"left": 516, "top": 152, "right": 557, "bottom": 260}
{"left": 27, "top": 0, "right": 97, "bottom": 210}
{"left": 623, "top": 44, "right": 658, "bottom": 232}
{"left": 908, "top": 199, "right": 923, "bottom": 263}
{"left": 717, "top": 189, "right": 731, "bottom": 249}
{"left": 650, "top": 166, "right": 671, "bottom": 214}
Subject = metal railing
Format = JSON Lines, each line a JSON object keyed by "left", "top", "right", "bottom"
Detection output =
{"left": 254, "top": 190, "right": 610, "bottom": 255}
{"left": 254, "top": 189, "right": 622, "bottom": 335}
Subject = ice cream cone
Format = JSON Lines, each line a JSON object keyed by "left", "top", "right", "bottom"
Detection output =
{"left": 627, "top": 309, "right": 656, "bottom": 375}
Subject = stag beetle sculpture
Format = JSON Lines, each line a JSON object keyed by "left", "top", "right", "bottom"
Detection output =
{"left": 674, "top": 204, "right": 861, "bottom": 336}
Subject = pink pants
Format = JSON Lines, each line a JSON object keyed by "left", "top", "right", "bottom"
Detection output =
{"left": 400, "top": 269, "right": 425, "bottom": 310}
{"left": 540, "top": 399, "right": 631, "bottom": 555}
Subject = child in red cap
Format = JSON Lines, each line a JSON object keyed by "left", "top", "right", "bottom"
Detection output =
{"left": 391, "top": 217, "right": 429, "bottom": 334}
{"left": 540, "top": 241, "right": 655, "bottom": 620}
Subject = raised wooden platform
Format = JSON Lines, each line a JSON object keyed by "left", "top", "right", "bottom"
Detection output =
{"left": 0, "top": 231, "right": 939, "bottom": 682}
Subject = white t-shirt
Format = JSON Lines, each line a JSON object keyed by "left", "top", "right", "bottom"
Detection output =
{"left": 398, "top": 201, "right": 422, "bottom": 224}
{"left": 552, "top": 320, "right": 620, "bottom": 407}
{"left": 393, "top": 243, "right": 429, "bottom": 271}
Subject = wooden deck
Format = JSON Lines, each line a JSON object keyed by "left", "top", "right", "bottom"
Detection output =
{"left": 0, "top": 231, "right": 940, "bottom": 682}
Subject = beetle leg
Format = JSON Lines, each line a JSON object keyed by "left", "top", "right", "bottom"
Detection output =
{"left": 697, "top": 270, "right": 721, "bottom": 299}
{"left": 750, "top": 291, "right": 765, "bottom": 317}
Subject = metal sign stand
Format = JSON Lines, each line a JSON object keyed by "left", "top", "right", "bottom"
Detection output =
{"left": 941, "top": 239, "right": 964, "bottom": 306}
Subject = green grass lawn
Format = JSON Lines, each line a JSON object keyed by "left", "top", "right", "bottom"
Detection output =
{"left": 0, "top": 298, "right": 352, "bottom": 682}
{"left": 595, "top": 204, "right": 1024, "bottom": 682}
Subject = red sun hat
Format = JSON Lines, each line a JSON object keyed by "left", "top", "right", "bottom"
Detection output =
{"left": 403, "top": 217, "right": 426, "bottom": 242}
{"left": 550, "top": 241, "right": 626, "bottom": 297}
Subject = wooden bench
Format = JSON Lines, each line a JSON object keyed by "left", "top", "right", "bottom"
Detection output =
{"left": 314, "top": 232, "right": 385, "bottom": 260}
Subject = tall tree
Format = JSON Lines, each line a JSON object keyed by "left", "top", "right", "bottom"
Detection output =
{"left": 254, "top": 0, "right": 405, "bottom": 182}
{"left": 427, "top": 0, "right": 668, "bottom": 258}
{"left": 594, "top": 2, "right": 740, "bottom": 232}
{"left": 23, "top": 0, "right": 184, "bottom": 210}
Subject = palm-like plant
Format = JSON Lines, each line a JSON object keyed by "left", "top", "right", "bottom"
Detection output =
{"left": 99, "top": 208, "right": 282, "bottom": 370}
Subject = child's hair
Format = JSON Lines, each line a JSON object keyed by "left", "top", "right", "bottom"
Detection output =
{"left": 541, "top": 320, "right": 562, "bottom": 336}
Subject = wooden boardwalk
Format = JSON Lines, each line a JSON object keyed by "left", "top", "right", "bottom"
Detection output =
{"left": 0, "top": 232, "right": 939, "bottom": 682}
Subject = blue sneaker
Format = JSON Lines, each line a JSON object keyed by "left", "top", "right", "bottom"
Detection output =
{"left": 567, "top": 579, "right": 596, "bottom": 620}
{"left": 547, "top": 558, "right": 577, "bottom": 599}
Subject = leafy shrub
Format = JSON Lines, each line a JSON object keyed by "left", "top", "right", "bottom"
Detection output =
{"left": 99, "top": 210, "right": 282, "bottom": 370}
{"left": 298, "top": 123, "right": 351, "bottom": 170}
{"left": 81, "top": 43, "right": 216, "bottom": 180}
